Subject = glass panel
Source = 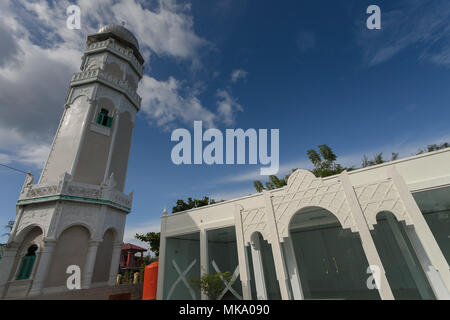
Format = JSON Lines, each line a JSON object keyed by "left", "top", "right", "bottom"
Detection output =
{"left": 96, "top": 113, "right": 104, "bottom": 125}
{"left": 290, "top": 207, "right": 380, "bottom": 300}
{"left": 163, "top": 232, "right": 200, "bottom": 300}
{"left": 246, "top": 245, "right": 258, "bottom": 299}
{"left": 413, "top": 186, "right": 450, "bottom": 265}
{"left": 258, "top": 236, "right": 282, "bottom": 299}
{"left": 207, "top": 226, "right": 242, "bottom": 300}
{"left": 371, "top": 212, "right": 435, "bottom": 300}
{"left": 106, "top": 116, "right": 113, "bottom": 128}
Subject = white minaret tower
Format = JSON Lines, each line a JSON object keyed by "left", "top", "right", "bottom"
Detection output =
{"left": 0, "top": 25, "right": 145, "bottom": 298}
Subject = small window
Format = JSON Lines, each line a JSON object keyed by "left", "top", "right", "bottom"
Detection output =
{"left": 16, "top": 244, "right": 38, "bottom": 280}
{"left": 96, "top": 108, "right": 113, "bottom": 128}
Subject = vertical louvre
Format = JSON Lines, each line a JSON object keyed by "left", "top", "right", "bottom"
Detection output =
{"left": 16, "top": 255, "right": 36, "bottom": 280}
{"left": 106, "top": 116, "right": 113, "bottom": 128}
{"left": 96, "top": 113, "right": 104, "bottom": 125}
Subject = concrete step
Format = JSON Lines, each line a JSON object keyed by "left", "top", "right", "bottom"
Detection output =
{"left": 18, "top": 284, "right": 143, "bottom": 300}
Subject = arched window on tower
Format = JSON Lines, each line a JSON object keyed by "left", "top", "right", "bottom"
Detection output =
{"left": 96, "top": 108, "right": 113, "bottom": 128}
{"left": 16, "top": 244, "right": 38, "bottom": 280}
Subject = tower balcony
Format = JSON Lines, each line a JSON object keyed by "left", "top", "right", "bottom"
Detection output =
{"left": 17, "top": 173, "right": 133, "bottom": 213}
{"left": 71, "top": 68, "right": 142, "bottom": 110}
{"left": 84, "top": 38, "right": 145, "bottom": 77}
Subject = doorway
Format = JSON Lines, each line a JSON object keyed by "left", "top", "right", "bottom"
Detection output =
{"left": 288, "top": 207, "right": 380, "bottom": 300}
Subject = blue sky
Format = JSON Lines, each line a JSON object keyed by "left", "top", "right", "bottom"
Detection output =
{"left": 0, "top": 0, "right": 449, "bottom": 247}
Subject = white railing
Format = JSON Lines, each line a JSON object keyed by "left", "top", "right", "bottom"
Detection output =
{"left": 85, "top": 39, "right": 145, "bottom": 76}
{"left": 18, "top": 178, "right": 133, "bottom": 211}
{"left": 71, "top": 69, "right": 142, "bottom": 108}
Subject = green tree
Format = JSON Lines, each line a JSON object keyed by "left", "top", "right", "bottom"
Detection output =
{"left": 191, "top": 271, "right": 233, "bottom": 300}
{"left": 361, "top": 152, "right": 399, "bottom": 168}
{"left": 2, "top": 220, "right": 14, "bottom": 237}
{"left": 253, "top": 144, "right": 346, "bottom": 192}
{"left": 172, "top": 196, "right": 218, "bottom": 213}
{"left": 253, "top": 170, "right": 295, "bottom": 192}
{"left": 417, "top": 142, "right": 449, "bottom": 154}
{"left": 307, "top": 144, "right": 346, "bottom": 177}
{"left": 135, "top": 232, "right": 160, "bottom": 257}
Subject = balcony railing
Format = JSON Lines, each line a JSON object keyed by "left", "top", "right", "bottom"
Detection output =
{"left": 85, "top": 39, "right": 145, "bottom": 76}
{"left": 71, "top": 69, "right": 142, "bottom": 109}
{"left": 18, "top": 177, "right": 133, "bottom": 212}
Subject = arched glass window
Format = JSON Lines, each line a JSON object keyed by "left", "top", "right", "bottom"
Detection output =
{"left": 16, "top": 244, "right": 38, "bottom": 280}
{"left": 96, "top": 108, "right": 113, "bottom": 128}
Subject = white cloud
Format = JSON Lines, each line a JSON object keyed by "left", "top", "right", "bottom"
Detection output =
{"left": 139, "top": 76, "right": 217, "bottom": 129}
{"left": 0, "top": 0, "right": 240, "bottom": 169}
{"left": 216, "top": 89, "right": 243, "bottom": 125}
{"left": 357, "top": 0, "right": 450, "bottom": 67}
{"left": 231, "top": 69, "right": 248, "bottom": 83}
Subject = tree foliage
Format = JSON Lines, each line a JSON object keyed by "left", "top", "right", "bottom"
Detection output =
{"left": 362, "top": 152, "right": 399, "bottom": 168}
{"left": 191, "top": 272, "right": 233, "bottom": 300}
{"left": 172, "top": 196, "right": 218, "bottom": 213}
{"left": 253, "top": 144, "right": 346, "bottom": 192}
{"left": 2, "top": 220, "right": 14, "bottom": 237}
{"left": 135, "top": 232, "right": 160, "bottom": 257}
{"left": 253, "top": 171, "right": 294, "bottom": 192}
{"left": 307, "top": 144, "right": 346, "bottom": 178}
{"left": 417, "top": 142, "right": 449, "bottom": 154}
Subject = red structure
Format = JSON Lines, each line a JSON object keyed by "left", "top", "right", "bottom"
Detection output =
{"left": 120, "top": 243, "right": 147, "bottom": 272}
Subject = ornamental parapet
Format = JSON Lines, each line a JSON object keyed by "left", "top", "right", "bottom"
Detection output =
{"left": 85, "top": 38, "right": 145, "bottom": 76}
{"left": 17, "top": 173, "right": 133, "bottom": 213}
{"left": 71, "top": 68, "right": 142, "bottom": 109}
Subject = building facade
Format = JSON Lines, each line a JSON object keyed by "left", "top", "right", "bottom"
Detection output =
{"left": 0, "top": 24, "right": 144, "bottom": 299}
{"left": 157, "top": 149, "right": 450, "bottom": 300}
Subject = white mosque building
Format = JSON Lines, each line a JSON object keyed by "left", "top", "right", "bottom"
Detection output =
{"left": 0, "top": 24, "right": 144, "bottom": 299}
{"left": 157, "top": 150, "right": 450, "bottom": 300}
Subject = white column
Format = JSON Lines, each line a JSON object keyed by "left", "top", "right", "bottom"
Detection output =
{"left": 81, "top": 240, "right": 100, "bottom": 289}
{"left": 263, "top": 191, "right": 291, "bottom": 300}
{"left": 156, "top": 211, "right": 168, "bottom": 300}
{"left": 250, "top": 233, "right": 268, "bottom": 300}
{"left": 0, "top": 244, "right": 19, "bottom": 298}
{"left": 29, "top": 240, "right": 57, "bottom": 296}
{"left": 234, "top": 205, "right": 252, "bottom": 300}
{"left": 339, "top": 171, "right": 395, "bottom": 300}
{"left": 200, "top": 228, "right": 209, "bottom": 300}
{"left": 283, "top": 236, "right": 304, "bottom": 300}
{"left": 389, "top": 166, "right": 450, "bottom": 293}
{"left": 108, "top": 242, "right": 123, "bottom": 285}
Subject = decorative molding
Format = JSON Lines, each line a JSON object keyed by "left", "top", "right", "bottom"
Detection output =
{"left": 17, "top": 174, "right": 132, "bottom": 213}
{"left": 71, "top": 68, "right": 141, "bottom": 109}
{"left": 241, "top": 207, "right": 271, "bottom": 245}
{"left": 90, "top": 123, "right": 111, "bottom": 136}
{"left": 272, "top": 169, "right": 356, "bottom": 239}
{"left": 354, "top": 179, "right": 411, "bottom": 229}
{"left": 84, "top": 38, "right": 145, "bottom": 77}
